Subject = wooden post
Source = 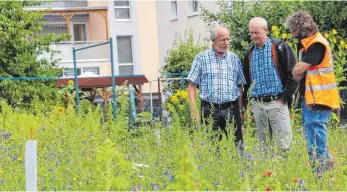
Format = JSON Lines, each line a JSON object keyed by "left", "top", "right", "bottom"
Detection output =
{"left": 97, "top": 10, "right": 109, "bottom": 39}
{"left": 157, "top": 77, "right": 162, "bottom": 105}
{"left": 103, "top": 86, "right": 108, "bottom": 114}
{"left": 139, "top": 85, "right": 143, "bottom": 112}
{"left": 60, "top": 12, "right": 75, "bottom": 34}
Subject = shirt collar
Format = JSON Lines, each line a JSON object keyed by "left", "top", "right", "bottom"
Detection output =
{"left": 254, "top": 38, "right": 271, "bottom": 51}
{"left": 210, "top": 47, "right": 228, "bottom": 58}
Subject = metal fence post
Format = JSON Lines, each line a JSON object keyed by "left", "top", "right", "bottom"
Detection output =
{"left": 73, "top": 47, "right": 80, "bottom": 114}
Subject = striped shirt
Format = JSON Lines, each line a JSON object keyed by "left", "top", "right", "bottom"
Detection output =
{"left": 250, "top": 39, "right": 283, "bottom": 97}
{"left": 188, "top": 48, "right": 246, "bottom": 103}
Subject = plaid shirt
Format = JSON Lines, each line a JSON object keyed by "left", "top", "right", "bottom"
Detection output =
{"left": 188, "top": 48, "right": 246, "bottom": 103}
{"left": 250, "top": 39, "right": 283, "bottom": 97}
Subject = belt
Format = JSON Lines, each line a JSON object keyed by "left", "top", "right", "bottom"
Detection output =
{"left": 252, "top": 95, "right": 280, "bottom": 103}
{"left": 201, "top": 100, "right": 236, "bottom": 109}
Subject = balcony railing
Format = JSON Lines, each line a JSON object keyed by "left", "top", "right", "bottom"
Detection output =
{"left": 39, "top": 41, "right": 111, "bottom": 62}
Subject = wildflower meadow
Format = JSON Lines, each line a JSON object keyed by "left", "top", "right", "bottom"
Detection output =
{"left": 1, "top": 89, "right": 347, "bottom": 191}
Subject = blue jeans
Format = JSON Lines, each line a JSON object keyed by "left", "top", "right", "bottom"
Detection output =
{"left": 302, "top": 99, "right": 331, "bottom": 168}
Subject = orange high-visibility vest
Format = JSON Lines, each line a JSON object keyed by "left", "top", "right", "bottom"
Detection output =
{"left": 300, "top": 32, "right": 340, "bottom": 109}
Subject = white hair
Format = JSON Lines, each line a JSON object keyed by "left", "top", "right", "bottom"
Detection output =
{"left": 210, "top": 26, "right": 228, "bottom": 40}
{"left": 249, "top": 17, "right": 268, "bottom": 29}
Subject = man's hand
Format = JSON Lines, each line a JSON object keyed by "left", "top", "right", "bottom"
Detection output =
{"left": 188, "top": 82, "right": 200, "bottom": 124}
{"left": 292, "top": 61, "right": 311, "bottom": 81}
{"left": 293, "top": 73, "right": 304, "bottom": 81}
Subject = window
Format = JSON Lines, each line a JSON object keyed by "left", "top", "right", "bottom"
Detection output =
{"left": 114, "top": 0, "right": 131, "bottom": 20}
{"left": 116, "top": 36, "right": 134, "bottom": 75}
{"left": 188, "top": 0, "right": 199, "bottom": 16}
{"left": 73, "top": 23, "right": 87, "bottom": 41}
{"left": 170, "top": 1, "right": 178, "bottom": 20}
{"left": 83, "top": 67, "right": 99, "bottom": 75}
{"left": 63, "top": 67, "right": 99, "bottom": 77}
{"left": 119, "top": 65, "right": 133, "bottom": 75}
{"left": 41, "top": 23, "right": 68, "bottom": 36}
{"left": 63, "top": 68, "right": 81, "bottom": 77}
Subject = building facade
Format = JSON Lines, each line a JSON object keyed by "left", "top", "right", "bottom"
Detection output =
{"left": 155, "top": 0, "right": 219, "bottom": 67}
{"left": 26, "top": 0, "right": 219, "bottom": 114}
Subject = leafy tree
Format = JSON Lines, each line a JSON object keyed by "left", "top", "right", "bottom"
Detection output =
{"left": 201, "top": 0, "right": 347, "bottom": 122}
{"left": 0, "top": 1, "right": 69, "bottom": 107}
{"left": 162, "top": 29, "right": 208, "bottom": 95}
{"left": 201, "top": 0, "right": 303, "bottom": 57}
{"left": 201, "top": 1, "right": 347, "bottom": 55}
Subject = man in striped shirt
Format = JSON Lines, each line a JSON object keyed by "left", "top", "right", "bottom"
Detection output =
{"left": 187, "top": 27, "right": 247, "bottom": 149}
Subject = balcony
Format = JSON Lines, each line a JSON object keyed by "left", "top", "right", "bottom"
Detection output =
{"left": 30, "top": 1, "right": 88, "bottom": 9}
{"left": 52, "top": 41, "right": 109, "bottom": 61}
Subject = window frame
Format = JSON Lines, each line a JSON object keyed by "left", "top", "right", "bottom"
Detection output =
{"left": 40, "top": 21, "right": 69, "bottom": 37}
{"left": 62, "top": 67, "right": 100, "bottom": 78}
{"left": 187, "top": 0, "right": 199, "bottom": 17}
{"left": 170, "top": 0, "right": 178, "bottom": 21}
{"left": 71, "top": 22, "right": 88, "bottom": 42}
{"left": 114, "top": 0, "right": 132, "bottom": 21}
{"left": 116, "top": 35, "right": 134, "bottom": 75}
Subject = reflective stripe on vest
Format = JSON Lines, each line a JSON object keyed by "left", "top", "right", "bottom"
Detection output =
{"left": 306, "top": 64, "right": 334, "bottom": 75}
{"left": 305, "top": 83, "right": 337, "bottom": 92}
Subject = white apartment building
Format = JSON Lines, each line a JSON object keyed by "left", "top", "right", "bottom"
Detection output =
{"left": 25, "top": 0, "right": 219, "bottom": 113}
{"left": 155, "top": 0, "right": 219, "bottom": 68}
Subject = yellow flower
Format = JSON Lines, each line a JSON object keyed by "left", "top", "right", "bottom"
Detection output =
{"left": 332, "top": 29, "right": 337, "bottom": 35}
{"left": 180, "top": 90, "right": 188, "bottom": 100}
{"left": 271, "top": 25, "right": 279, "bottom": 31}
{"left": 273, "top": 31, "right": 280, "bottom": 37}
{"left": 18, "top": 157, "right": 22, "bottom": 161}
{"left": 333, "top": 38, "right": 337, "bottom": 44}
{"left": 340, "top": 40, "right": 345, "bottom": 46}
{"left": 344, "top": 44, "right": 347, "bottom": 49}
{"left": 281, "top": 33, "right": 288, "bottom": 39}
{"left": 68, "top": 80, "right": 74, "bottom": 86}
{"left": 56, "top": 106, "right": 65, "bottom": 114}
{"left": 324, "top": 33, "right": 329, "bottom": 38}
{"left": 170, "top": 95, "right": 179, "bottom": 104}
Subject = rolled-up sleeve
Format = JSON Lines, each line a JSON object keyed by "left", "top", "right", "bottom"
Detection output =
{"left": 187, "top": 55, "right": 202, "bottom": 85}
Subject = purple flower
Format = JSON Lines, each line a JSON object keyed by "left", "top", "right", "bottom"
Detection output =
{"left": 151, "top": 183, "right": 158, "bottom": 191}
{"left": 131, "top": 185, "right": 142, "bottom": 191}
{"left": 3, "top": 132, "right": 11, "bottom": 140}
{"left": 162, "top": 170, "right": 169, "bottom": 175}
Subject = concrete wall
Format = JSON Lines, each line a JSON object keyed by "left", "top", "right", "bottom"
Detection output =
{"left": 137, "top": 0, "right": 160, "bottom": 92}
{"left": 107, "top": 0, "right": 141, "bottom": 75}
{"left": 155, "top": 0, "right": 219, "bottom": 68}
{"left": 88, "top": 12, "right": 108, "bottom": 41}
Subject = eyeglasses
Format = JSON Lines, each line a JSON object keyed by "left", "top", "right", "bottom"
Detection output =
{"left": 217, "top": 38, "right": 230, "bottom": 42}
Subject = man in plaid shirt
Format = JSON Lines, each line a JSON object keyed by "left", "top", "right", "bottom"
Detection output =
{"left": 243, "top": 17, "right": 298, "bottom": 154}
{"left": 187, "top": 26, "right": 246, "bottom": 149}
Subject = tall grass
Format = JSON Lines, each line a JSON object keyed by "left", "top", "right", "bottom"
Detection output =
{"left": 0, "top": 98, "right": 347, "bottom": 191}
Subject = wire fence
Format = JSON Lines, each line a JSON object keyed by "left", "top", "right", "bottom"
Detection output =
{"left": 1, "top": 74, "right": 347, "bottom": 125}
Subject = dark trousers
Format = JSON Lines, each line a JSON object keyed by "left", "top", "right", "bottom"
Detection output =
{"left": 201, "top": 100, "right": 243, "bottom": 148}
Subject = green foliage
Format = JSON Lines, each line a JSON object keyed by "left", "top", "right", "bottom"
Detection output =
{"left": 0, "top": 1, "right": 70, "bottom": 107}
{"left": 166, "top": 89, "right": 193, "bottom": 127}
{"left": 166, "top": 145, "right": 212, "bottom": 190}
{"left": 83, "top": 139, "right": 134, "bottom": 191}
{"left": 201, "top": 1, "right": 347, "bottom": 57}
{"left": 201, "top": 0, "right": 302, "bottom": 57}
{"left": 57, "top": 80, "right": 87, "bottom": 107}
{"left": 162, "top": 29, "right": 208, "bottom": 94}
{"left": 1, "top": 100, "right": 347, "bottom": 190}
